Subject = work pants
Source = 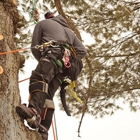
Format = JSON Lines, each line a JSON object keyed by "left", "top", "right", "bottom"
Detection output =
{"left": 28, "top": 49, "right": 64, "bottom": 130}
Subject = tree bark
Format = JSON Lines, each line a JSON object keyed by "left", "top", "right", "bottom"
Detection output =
{"left": 0, "top": 1, "right": 41, "bottom": 140}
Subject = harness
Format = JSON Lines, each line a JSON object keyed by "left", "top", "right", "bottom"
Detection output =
{"left": 35, "top": 40, "right": 73, "bottom": 68}
{"left": 34, "top": 41, "right": 82, "bottom": 116}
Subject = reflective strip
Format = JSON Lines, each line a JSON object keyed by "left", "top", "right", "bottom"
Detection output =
{"left": 43, "top": 99, "right": 55, "bottom": 109}
{"left": 41, "top": 57, "right": 51, "bottom": 62}
{"left": 43, "top": 83, "right": 48, "bottom": 93}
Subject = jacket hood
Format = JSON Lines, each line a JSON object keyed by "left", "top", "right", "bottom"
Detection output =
{"left": 51, "top": 15, "right": 69, "bottom": 28}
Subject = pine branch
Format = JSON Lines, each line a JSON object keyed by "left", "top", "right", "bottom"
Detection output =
{"left": 54, "top": 0, "right": 82, "bottom": 40}
{"left": 92, "top": 51, "right": 140, "bottom": 58}
{"left": 54, "top": 0, "right": 93, "bottom": 136}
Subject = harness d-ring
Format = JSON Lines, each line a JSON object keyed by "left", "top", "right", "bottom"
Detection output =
{"left": 63, "top": 56, "right": 71, "bottom": 68}
{"left": 64, "top": 61, "right": 71, "bottom": 68}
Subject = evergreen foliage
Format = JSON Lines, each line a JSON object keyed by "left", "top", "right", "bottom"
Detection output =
{"left": 16, "top": 0, "right": 140, "bottom": 119}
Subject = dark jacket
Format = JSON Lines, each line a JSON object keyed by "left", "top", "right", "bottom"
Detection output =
{"left": 31, "top": 15, "right": 87, "bottom": 61}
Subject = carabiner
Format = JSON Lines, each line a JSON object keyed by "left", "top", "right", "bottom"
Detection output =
{"left": 63, "top": 56, "right": 71, "bottom": 68}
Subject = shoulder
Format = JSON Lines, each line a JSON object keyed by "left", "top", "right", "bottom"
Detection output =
{"left": 36, "top": 19, "right": 47, "bottom": 25}
{"left": 35, "top": 19, "right": 52, "bottom": 28}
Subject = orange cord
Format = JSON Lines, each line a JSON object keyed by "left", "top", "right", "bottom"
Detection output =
{"left": 18, "top": 78, "right": 29, "bottom": 83}
{"left": 0, "top": 48, "right": 25, "bottom": 56}
{"left": 51, "top": 121, "right": 57, "bottom": 140}
{"left": 0, "top": 48, "right": 25, "bottom": 74}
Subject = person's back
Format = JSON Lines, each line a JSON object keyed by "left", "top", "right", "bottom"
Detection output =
{"left": 32, "top": 18, "right": 68, "bottom": 45}
{"left": 31, "top": 15, "right": 86, "bottom": 61}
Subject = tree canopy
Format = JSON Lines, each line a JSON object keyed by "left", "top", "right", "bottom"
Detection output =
{"left": 15, "top": 0, "right": 140, "bottom": 134}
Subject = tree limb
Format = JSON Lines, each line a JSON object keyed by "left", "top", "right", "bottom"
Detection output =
{"left": 54, "top": 0, "right": 82, "bottom": 40}
{"left": 54, "top": 0, "right": 93, "bottom": 137}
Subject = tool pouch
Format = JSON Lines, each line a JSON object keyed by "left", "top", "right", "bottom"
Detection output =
{"left": 63, "top": 56, "right": 83, "bottom": 81}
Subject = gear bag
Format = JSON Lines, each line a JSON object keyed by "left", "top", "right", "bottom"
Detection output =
{"left": 63, "top": 56, "right": 83, "bottom": 81}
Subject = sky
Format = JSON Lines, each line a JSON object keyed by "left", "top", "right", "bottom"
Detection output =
{"left": 18, "top": 31, "right": 140, "bottom": 140}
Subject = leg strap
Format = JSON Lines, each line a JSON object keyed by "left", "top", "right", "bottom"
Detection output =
{"left": 29, "top": 81, "right": 48, "bottom": 94}
{"left": 40, "top": 99, "right": 55, "bottom": 120}
{"left": 43, "top": 99, "right": 55, "bottom": 109}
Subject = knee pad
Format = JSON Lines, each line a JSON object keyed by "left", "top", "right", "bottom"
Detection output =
{"left": 29, "top": 81, "right": 48, "bottom": 94}
{"left": 40, "top": 99, "right": 55, "bottom": 120}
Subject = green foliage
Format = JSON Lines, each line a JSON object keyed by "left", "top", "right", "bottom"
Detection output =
{"left": 58, "top": 0, "right": 140, "bottom": 118}
{"left": 15, "top": 0, "right": 56, "bottom": 59}
{"left": 16, "top": 0, "right": 140, "bottom": 118}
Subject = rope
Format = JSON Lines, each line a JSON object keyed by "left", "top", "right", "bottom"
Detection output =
{"left": 0, "top": 46, "right": 36, "bottom": 56}
{"left": 51, "top": 121, "right": 57, "bottom": 140}
{"left": 0, "top": 48, "right": 25, "bottom": 73}
{"left": 0, "top": 47, "right": 30, "bottom": 73}
{"left": 18, "top": 78, "right": 29, "bottom": 83}
{"left": 0, "top": 48, "right": 25, "bottom": 56}
{"left": 54, "top": 113, "right": 59, "bottom": 140}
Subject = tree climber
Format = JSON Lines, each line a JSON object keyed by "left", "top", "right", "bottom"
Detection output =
{"left": 16, "top": 12, "right": 87, "bottom": 140}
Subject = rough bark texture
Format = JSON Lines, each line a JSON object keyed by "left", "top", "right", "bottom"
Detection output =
{"left": 0, "top": 1, "right": 41, "bottom": 140}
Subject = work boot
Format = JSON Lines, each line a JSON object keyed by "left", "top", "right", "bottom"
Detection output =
{"left": 16, "top": 104, "right": 41, "bottom": 129}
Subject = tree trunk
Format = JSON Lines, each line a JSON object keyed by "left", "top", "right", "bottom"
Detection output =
{"left": 0, "top": 1, "right": 41, "bottom": 140}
